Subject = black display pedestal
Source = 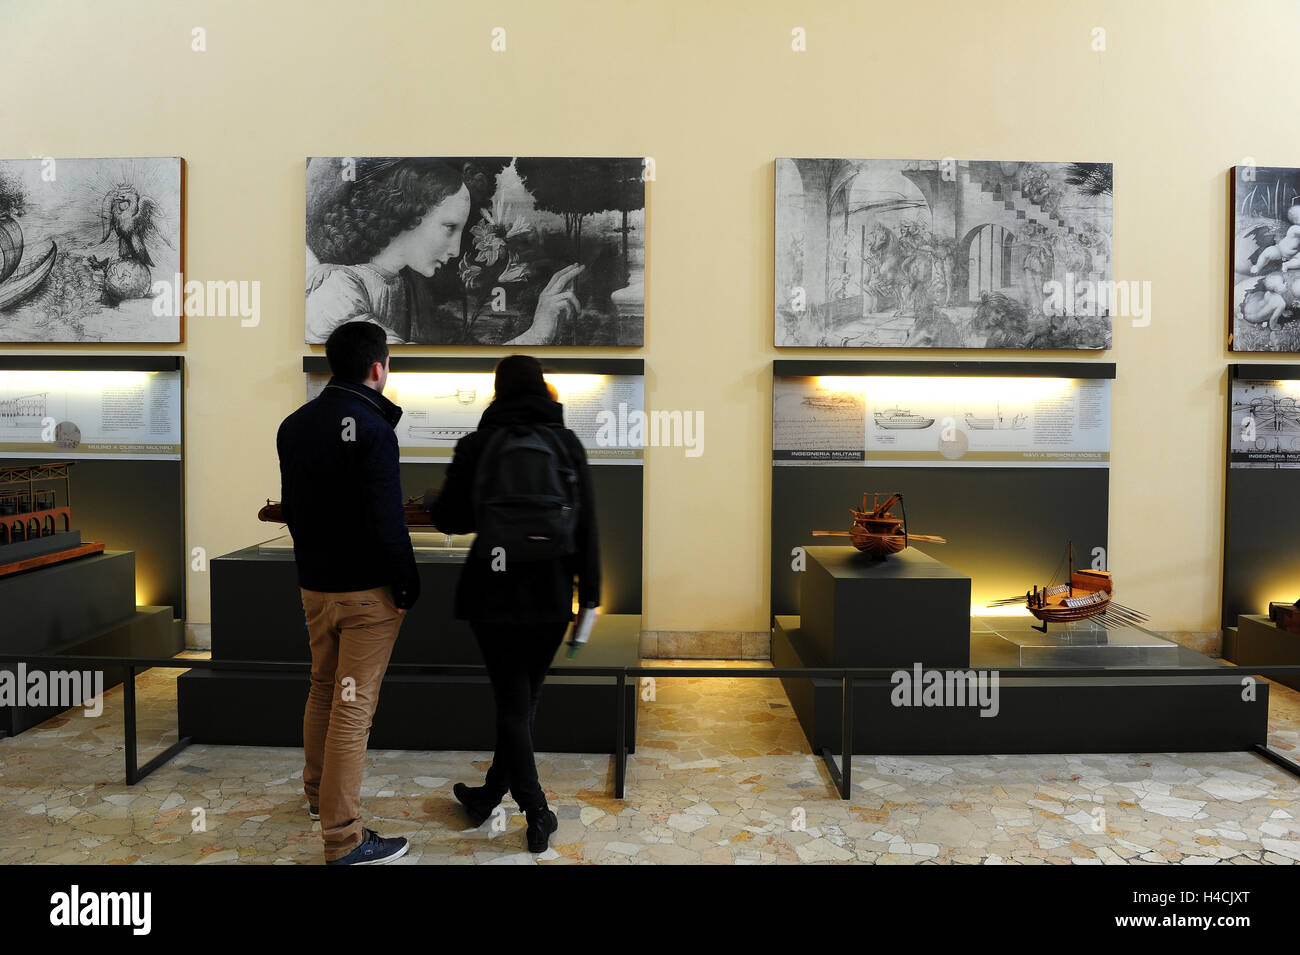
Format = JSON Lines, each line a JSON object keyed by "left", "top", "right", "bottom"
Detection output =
{"left": 774, "top": 616, "right": 1268, "bottom": 755}
{"left": 801, "top": 546, "right": 970, "bottom": 667}
{"left": 177, "top": 541, "right": 638, "bottom": 754}
{"left": 0, "top": 551, "right": 182, "bottom": 737}
{"left": 1227, "top": 615, "right": 1300, "bottom": 692}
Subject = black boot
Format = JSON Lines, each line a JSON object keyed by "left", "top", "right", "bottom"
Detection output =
{"left": 525, "top": 807, "right": 558, "bottom": 853}
{"left": 453, "top": 782, "right": 503, "bottom": 827}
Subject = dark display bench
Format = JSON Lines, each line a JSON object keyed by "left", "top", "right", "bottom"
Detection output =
{"left": 773, "top": 545, "right": 1268, "bottom": 755}
{"left": 775, "top": 616, "right": 1266, "bottom": 754}
{"left": 1227, "top": 615, "right": 1300, "bottom": 693}
{"left": 0, "top": 550, "right": 182, "bottom": 737}
{"left": 177, "top": 540, "right": 638, "bottom": 753}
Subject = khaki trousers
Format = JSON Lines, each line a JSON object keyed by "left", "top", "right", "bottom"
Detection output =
{"left": 300, "top": 586, "right": 403, "bottom": 861}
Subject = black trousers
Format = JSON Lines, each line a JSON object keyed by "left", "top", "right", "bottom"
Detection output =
{"left": 471, "top": 619, "right": 568, "bottom": 813}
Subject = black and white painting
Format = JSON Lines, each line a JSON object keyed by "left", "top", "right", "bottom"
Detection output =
{"left": 1231, "top": 166, "right": 1300, "bottom": 352}
{"left": 775, "top": 159, "right": 1113, "bottom": 349}
{"left": 0, "top": 157, "right": 182, "bottom": 342}
{"left": 305, "top": 157, "right": 645, "bottom": 346}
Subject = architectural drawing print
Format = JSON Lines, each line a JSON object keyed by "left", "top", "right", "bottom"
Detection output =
{"left": 776, "top": 159, "right": 1113, "bottom": 349}
{"left": 305, "top": 157, "right": 645, "bottom": 346}
{"left": 0, "top": 158, "right": 182, "bottom": 342}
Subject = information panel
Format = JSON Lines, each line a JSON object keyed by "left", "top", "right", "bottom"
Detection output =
{"left": 774, "top": 375, "right": 1109, "bottom": 468}
{"left": 1230, "top": 379, "right": 1300, "bottom": 469}
{"left": 307, "top": 372, "right": 645, "bottom": 464}
{"left": 0, "top": 369, "right": 182, "bottom": 460}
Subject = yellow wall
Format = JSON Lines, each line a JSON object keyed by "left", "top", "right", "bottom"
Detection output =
{"left": 3, "top": 0, "right": 1296, "bottom": 633}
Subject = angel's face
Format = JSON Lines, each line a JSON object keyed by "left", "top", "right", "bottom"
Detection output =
{"left": 404, "top": 185, "right": 470, "bottom": 277}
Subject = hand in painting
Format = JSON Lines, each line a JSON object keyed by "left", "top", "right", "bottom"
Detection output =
{"left": 506, "top": 263, "right": 584, "bottom": 345}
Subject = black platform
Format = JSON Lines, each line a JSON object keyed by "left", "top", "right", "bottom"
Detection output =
{"left": 773, "top": 616, "right": 1268, "bottom": 754}
{"left": 1227, "top": 615, "right": 1300, "bottom": 693}
{"left": 801, "top": 546, "right": 970, "bottom": 667}
{"left": 177, "top": 539, "right": 639, "bottom": 753}
{"left": 1, "top": 550, "right": 182, "bottom": 736}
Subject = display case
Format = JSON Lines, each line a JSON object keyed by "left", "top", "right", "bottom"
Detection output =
{"left": 178, "top": 355, "right": 644, "bottom": 753}
{"left": 0, "top": 354, "right": 185, "bottom": 735}
{"left": 1222, "top": 363, "right": 1300, "bottom": 690}
{"left": 769, "top": 358, "right": 1267, "bottom": 756}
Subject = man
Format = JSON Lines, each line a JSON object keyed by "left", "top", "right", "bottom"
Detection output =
{"left": 276, "top": 320, "right": 419, "bottom": 865}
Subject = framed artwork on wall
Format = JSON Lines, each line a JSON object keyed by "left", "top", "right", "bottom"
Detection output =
{"left": 775, "top": 158, "right": 1113, "bottom": 349}
{"left": 305, "top": 157, "right": 645, "bottom": 347}
{"left": 0, "top": 157, "right": 182, "bottom": 343}
{"left": 1230, "top": 165, "right": 1300, "bottom": 352}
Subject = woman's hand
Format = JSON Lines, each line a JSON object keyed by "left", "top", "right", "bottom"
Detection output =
{"left": 506, "top": 263, "right": 584, "bottom": 345}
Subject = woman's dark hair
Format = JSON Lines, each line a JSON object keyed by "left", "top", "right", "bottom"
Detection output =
{"left": 326, "top": 321, "right": 389, "bottom": 382}
{"left": 493, "top": 354, "right": 550, "bottom": 401}
{"left": 308, "top": 159, "right": 464, "bottom": 265}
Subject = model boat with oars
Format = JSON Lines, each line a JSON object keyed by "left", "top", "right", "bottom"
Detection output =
{"left": 258, "top": 497, "right": 434, "bottom": 526}
{"left": 987, "top": 541, "right": 1147, "bottom": 633}
{"left": 812, "top": 492, "right": 946, "bottom": 560}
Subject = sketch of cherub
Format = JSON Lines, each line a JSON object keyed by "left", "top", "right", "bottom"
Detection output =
{"left": 1240, "top": 272, "right": 1291, "bottom": 328}
{"left": 1250, "top": 205, "right": 1300, "bottom": 274}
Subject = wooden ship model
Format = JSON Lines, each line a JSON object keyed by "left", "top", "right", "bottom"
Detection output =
{"left": 1268, "top": 597, "right": 1300, "bottom": 634}
{"left": 812, "top": 491, "right": 946, "bottom": 560}
{"left": 258, "top": 496, "right": 434, "bottom": 526}
{"left": 987, "top": 541, "right": 1147, "bottom": 633}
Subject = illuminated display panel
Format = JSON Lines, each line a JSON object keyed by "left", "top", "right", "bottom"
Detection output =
{"left": 306, "top": 371, "right": 645, "bottom": 464}
{"left": 774, "top": 374, "right": 1110, "bottom": 467}
{"left": 0, "top": 369, "right": 182, "bottom": 460}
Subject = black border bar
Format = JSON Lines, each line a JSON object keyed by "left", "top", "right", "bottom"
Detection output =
{"left": 0, "top": 355, "right": 183, "bottom": 372}
{"left": 1230, "top": 362, "right": 1300, "bottom": 380}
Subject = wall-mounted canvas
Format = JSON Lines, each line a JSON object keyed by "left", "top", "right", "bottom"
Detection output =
{"left": 775, "top": 158, "right": 1113, "bottom": 349}
{"left": 0, "top": 157, "right": 182, "bottom": 343}
{"left": 305, "top": 157, "right": 645, "bottom": 346}
{"left": 1231, "top": 165, "right": 1300, "bottom": 352}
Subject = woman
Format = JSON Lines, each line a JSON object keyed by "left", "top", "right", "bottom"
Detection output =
{"left": 429, "top": 355, "right": 600, "bottom": 853}
{"left": 305, "top": 158, "right": 581, "bottom": 345}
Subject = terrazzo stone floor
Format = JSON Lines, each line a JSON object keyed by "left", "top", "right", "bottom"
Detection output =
{"left": 0, "top": 655, "right": 1297, "bottom": 864}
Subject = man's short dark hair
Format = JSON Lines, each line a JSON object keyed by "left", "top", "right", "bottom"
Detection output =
{"left": 326, "top": 321, "right": 389, "bottom": 382}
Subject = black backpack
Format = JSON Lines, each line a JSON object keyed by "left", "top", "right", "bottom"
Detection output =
{"left": 472, "top": 423, "right": 580, "bottom": 561}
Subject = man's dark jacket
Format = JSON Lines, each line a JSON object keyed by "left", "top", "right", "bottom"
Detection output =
{"left": 276, "top": 376, "right": 420, "bottom": 609}
{"left": 429, "top": 393, "right": 599, "bottom": 623}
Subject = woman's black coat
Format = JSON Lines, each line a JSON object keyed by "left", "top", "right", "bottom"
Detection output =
{"left": 429, "top": 392, "right": 600, "bottom": 624}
